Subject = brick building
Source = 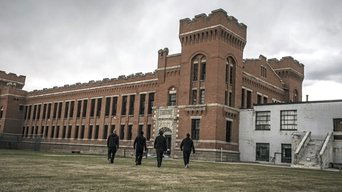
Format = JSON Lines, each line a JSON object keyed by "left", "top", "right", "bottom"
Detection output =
{"left": 0, "top": 9, "right": 304, "bottom": 161}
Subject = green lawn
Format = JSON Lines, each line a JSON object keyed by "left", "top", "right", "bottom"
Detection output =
{"left": 0, "top": 149, "right": 341, "bottom": 192}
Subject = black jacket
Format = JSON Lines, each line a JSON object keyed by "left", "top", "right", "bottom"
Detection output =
{"left": 133, "top": 135, "right": 147, "bottom": 152}
{"left": 107, "top": 133, "right": 119, "bottom": 149}
{"left": 154, "top": 135, "right": 167, "bottom": 151}
{"left": 180, "top": 137, "right": 195, "bottom": 153}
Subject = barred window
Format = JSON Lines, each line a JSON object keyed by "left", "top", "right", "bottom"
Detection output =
{"left": 255, "top": 111, "right": 271, "bottom": 130}
{"left": 256, "top": 143, "right": 269, "bottom": 161}
{"left": 280, "top": 110, "right": 297, "bottom": 130}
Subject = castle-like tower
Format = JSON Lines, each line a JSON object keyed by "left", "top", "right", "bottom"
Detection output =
{"left": 0, "top": 9, "right": 304, "bottom": 161}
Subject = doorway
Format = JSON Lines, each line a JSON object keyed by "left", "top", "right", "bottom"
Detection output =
{"left": 165, "top": 135, "right": 171, "bottom": 156}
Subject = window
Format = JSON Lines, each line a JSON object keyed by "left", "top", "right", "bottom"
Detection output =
{"left": 80, "top": 126, "right": 85, "bottom": 139}
{"left": 333, "top": 118, "right": 342, "bottom": 132}
{"left": 74, "top": 126, "right": 79, "bottom": 139}
{"left": 138, "top": 124, "right": 143, "bottom": 134}
{"left": 44, "top": 126, "right": 49, "bottom": 138}
{"left": 0, "top": 106, "right": 3, "bottom": 119}
{"left": 40, "top": 126, "right": 44, "bottom": 135}
{"left": 77, "top": 100, "right": 82, "bottom": 118}
{"left": 51, "top": 126, "right": 55, "bottom": 138}
{"left": 103, "top": 125, "right": 108, "bottom": 139}
{"left": 88, "top": 125, "right": 93, "bottom": 139}
{"left": 37, "top": 105, "right": 41, "bottom": 119}
{"left": 64, "top": 101, "right": 69, "bottom": 118}
{"left": 67, "top": 125, "right": 72, "bottom": 138}
{"left": 24, "top": 106, "right": 28, "bottom": 119}
{"left": 261, "top": 66, "right": 267, "bottom": 78}
{"left": 55, "top": 126, "right": 60, "bottom": 138}
{"left": 293, "top": 89, "right": 299, "bottom": 102}
{"left": 256, "top": 143, "right": 269, "bottom": 161}
{"left": 241, "top": 88, "right": 245, "bottom": 108}
{"left": 263, "top": 96, "right": 268, "bottom": 104}
{"left": 70, "top": 101, "right": 74, "bottom": 118}
{"left": 280, "top": 110, "right": 297, "bottom": 130}
{"left": 256, "top": 111, "right": 271, "bottom": 130}
{"left": 90, "top": 99, "right": 96, "bottom": 117}
{"left": 57, "top": 102, "right": 62, "bottom": 119}
{"left": 28, "top": 105, "right": 32, "bottom": 119}
{"left": 111, "top": 97, "right": 118, "bottom": 116}
{"left": 199, "top": 89, "right": 205, "bottom": 104}
{"left": 227, "top": 57, "right": 235, "bottom": 85}
{"left": 94, "top": 125, "right": 99, "bottom": 139}
{"left": 224, "top": 91, "right": 228, "bottom": 105}
{"left": 281, "top": 144, "right": 292, "bottom": 163}
{"left": 129, "top": 95, "right": 135, "bottom": 115}
{"left": 226, "top": 121, "right": 232, "bottom": 142}
{"left": 62, "top": 126, "right": 66, "bottom": 139}
{"left": 53, "top": 103, "right": 58, "bottom": 118}
{"left": 168, "top": 88, "right": 177, "bottom": 106}
{"left": 192, "top": 54, "right": 206, "bottom": 82}
{"left": 191, "top": 119, "right": 200, "bottom": 140}
{"left": 257, "top": 94, "right": 262, "bottom": 104}
{"left": 105, "top": 97, "right": 111, "bottom": 116}
{"left": 139, "top": 94, "right": 146, "bottom": 115}
{"left": 229, "top": 91, "right": 233, "bottom": 107}
{"left": 42, "top": 104, "right": 47, "bottom": 119}
{"left": 33, "top": 105, "right": 37, "bottom": 119}
{"left": 200, "top": 62, "right": 206, "bottom": 80}
{"left": 146, "top": 124, "right": 151, "bottom": 141}
{"left": 121, "top": 96, "right": 127, "bottom": 115}
{"left": 82, "top": 99, "right": 88, "bottom": 118}
{"left": 47, "top": 103, "right": 51, "bottom": 119}
{"left": 147, "top": 93, "right": 154, "bottom": 114}
{"left": 120, "top": 125, "right": 125, "bottom": 140}
{"left": 96, "top": 98, "right": 102, "bottom": 117}
{"left": 127, "top": 125, "right": 133, "bottom": 140}
{"left": 192, "top": 89, "right": 197, "bottom": 105}
{"left": 192, "top": 63, "right": 198, "bottom": 81}
{"left": 247, "top": 90, "right": 252, "bottom": 108}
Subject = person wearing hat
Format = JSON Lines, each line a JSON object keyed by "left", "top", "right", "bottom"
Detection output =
{"left": 133, "top": 130, "right": 147, "bottom": 165}
{"left": 180, "top": 133, "right": 195, "bottom": 168}
{"left": 107, "top": 129, "right": 119, "bottom": 164}
{"left": 153, "top": 130, "right": 167, "bottom": 167}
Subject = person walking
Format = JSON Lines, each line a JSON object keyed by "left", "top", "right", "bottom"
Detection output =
{"left": 154, "top": 130, "right": 167, "bottom": 167}
{"left": 133, "top": 131, "right": 147, "bottom": 165}
{"left": 107, "top": 129, "right": 119, "bottom": 164}
{"left": 180, "top": 133, "right": 195, "bottom": 168}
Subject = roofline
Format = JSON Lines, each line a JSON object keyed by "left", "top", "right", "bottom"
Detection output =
{"left": 254, "top": 99, "right": 342, "bottom": 106}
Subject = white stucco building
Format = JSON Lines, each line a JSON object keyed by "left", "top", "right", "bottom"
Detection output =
{"left": 239, "top": 100, "right": 342, "bottom": 169}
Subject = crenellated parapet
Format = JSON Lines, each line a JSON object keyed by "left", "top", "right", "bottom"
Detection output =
{"left": 28, "top": 71, "right": 157, "bottom": 97}
{"left": 179, "top": 9, "right": 247, "bottom": 50}
{"left": 0, "top": 70, "right": 26, "bottom": 89}
{"left": 268, "top": 56, "right": 304, "bottom": 80}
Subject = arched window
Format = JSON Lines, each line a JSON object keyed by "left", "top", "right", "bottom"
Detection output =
{"left": 168, "top": 87, "right": 177, "bottom": 106}
{"left": 191, "top": 54, "right": 206, "bottom": 81}
{"left": 293, "top": 89, "right": 299, "bottom": 102}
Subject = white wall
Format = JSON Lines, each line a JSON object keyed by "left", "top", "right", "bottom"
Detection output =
{"left": 239, "top": 101, "right": 342, "bottom": 163}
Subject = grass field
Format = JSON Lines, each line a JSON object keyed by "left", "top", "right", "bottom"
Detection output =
{"left": 0, "top": 149, "right": 341, "bottom": 192}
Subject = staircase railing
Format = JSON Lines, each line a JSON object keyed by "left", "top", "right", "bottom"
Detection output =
{"left": 319, "top": 132, "right": 333, "bottom": 169}
{"left": 294, "top": 131, "right": 311, "bottom": 164}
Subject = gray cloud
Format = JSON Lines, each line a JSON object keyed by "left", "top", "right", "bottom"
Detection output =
{"left": 0, "top": 0, "right": 342, "bottom": 96}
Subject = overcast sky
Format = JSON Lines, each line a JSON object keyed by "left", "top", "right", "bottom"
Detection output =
{"left": 1, "top": 0, "right": 341, "bottom": 101}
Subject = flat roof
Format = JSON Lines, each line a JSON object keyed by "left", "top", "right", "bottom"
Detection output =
{"left": 254, "top": 99, "right": 342, "bottom": 107}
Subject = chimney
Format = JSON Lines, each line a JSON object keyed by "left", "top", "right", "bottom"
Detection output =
{"left": 306, "top": 95, "right": 309, "bottom": 102}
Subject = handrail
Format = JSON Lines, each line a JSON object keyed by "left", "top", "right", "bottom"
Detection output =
{"left": 295, "top": 131, "right": 311, "bottom": 155}
{"left": 319, "top": 132, "right": 333, "bottom": 169}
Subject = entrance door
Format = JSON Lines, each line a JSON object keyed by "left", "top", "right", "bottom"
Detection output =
{"left": 165, "top": 135, "right": 171, "bottom": 156}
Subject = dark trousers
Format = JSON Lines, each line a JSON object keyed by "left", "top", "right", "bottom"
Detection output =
{"left": 108, "top": 147, "right": 117, "bottom": 163}
{"left": 183, "top": 151, "right": 191, "bottom": 166}
{"left": 156, "top": 149, "right": 164, "bottom": 167}
{"left": 135, "top": 150, "right": 143, "bottom": 165}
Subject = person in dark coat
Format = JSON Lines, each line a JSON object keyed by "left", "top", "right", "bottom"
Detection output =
{"left": 180, "top": 133, "right": 195, "bottom": 168}
{"left": 154, "top": 130, "right": 167, "bottom": 167}
{"left": 133, "top": 131, "right": 147, "bottom": 165}
{"left": 107, "top": 129, "right": 119, "bottom": 164}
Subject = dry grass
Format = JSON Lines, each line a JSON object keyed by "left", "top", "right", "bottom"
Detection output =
{"left": 0, "top": 149, "right": 341, "bottom": 192}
